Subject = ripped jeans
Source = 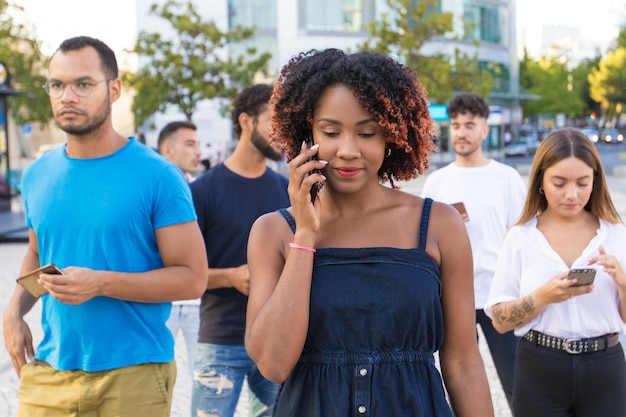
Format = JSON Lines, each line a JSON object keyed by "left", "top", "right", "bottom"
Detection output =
{"left": 191, "top": 343, "right": 279, "bottom": 417}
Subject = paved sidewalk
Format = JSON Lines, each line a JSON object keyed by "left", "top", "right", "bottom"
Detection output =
{"left": 3, "top": 169, "right": 626, "bottom": 416}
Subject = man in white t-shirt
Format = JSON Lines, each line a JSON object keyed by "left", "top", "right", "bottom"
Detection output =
{"left": 422, "top": 92, "right": 526, "bottom": 412}
{"left": 158, "top": 121, "right": 203, "bottom": 378}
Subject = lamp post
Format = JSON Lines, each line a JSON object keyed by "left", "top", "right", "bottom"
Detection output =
{"left": 0, "top": 62, "right": 28, "bottom": 211}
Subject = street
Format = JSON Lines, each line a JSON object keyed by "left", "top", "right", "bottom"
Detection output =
{"left": 502, "top": 139, "right": 626, "bottom": 175}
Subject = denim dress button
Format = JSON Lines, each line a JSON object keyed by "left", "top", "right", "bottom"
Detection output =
{"left": 358, "top": 405, "right": 367, "bottom": 414}
{"left": 359, "top": 368, "right": 368, "bottom": 376}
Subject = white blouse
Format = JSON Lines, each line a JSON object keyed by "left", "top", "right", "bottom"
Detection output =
{"left": 485, "top": 217, "right": 626, "bottom": 339}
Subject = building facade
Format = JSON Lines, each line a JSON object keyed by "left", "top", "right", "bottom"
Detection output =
{"left": 136, "top": 0, "right": 520, "bottom": 159}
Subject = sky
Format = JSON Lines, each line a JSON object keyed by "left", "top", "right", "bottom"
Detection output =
{"left": 10, "top": 0, "right": 626, "bottom": 63}
{"left": 517, "top": 0, "right": 626, "bottom": 58}
{"left": 12, "top": 0, "right": 138, "bottom": 69}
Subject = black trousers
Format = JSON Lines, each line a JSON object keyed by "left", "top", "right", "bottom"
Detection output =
{"left": 513, "top": 337, "right": 626, "bottom": 417}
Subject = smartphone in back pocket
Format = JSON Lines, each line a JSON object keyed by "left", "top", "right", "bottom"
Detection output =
{"left": 16, "top": 264, "right": 62, "bottom": 297}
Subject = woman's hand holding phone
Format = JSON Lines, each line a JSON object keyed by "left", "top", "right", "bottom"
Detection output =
{"left": 289, "top": 141, "right": 326, "bottom": 234}
{"left": 533, "top": 270, "right": 593, "bottom": 306}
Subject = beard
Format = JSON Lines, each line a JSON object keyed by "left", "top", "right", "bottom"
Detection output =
{"left": 452, "top": 139, "right": 482, "bottom": 157}
{"left": 55, "top": 93, "right": 111, "bottom": 136}
{"left": 250, "top": 127, "right": 282, "bottom": 161}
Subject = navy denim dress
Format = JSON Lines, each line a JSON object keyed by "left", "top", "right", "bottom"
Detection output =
{"left": 275, "top": 198, "right": 453, "bottom": 416}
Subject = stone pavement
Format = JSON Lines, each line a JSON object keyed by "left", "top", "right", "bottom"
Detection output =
{"left": 3, "top": 168, "right": 626, "bottom": 417}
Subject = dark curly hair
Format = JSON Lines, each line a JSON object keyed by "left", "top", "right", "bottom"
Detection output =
{"left": 231, "top": 84, "right": 273, "bottom": 139}
{"left": 271, "top": 48, "right": 436, "bottom": 188}
{"left": 447, "top": 92, "right": 490, "bottom": 119}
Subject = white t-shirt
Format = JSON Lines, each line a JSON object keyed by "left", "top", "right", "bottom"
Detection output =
{"left": 485, "top": 218, "right": 626, "bottom": 338}
{"left": 422, "top": 160, "right": 527, "bottom": 308}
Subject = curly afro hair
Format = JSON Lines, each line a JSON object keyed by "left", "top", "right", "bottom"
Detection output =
{"left": 271, "top": 48, "right": 437, "bottom": 188}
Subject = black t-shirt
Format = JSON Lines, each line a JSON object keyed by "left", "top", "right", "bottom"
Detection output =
{"left": 190, "top": 163, "right": 289, "bottom": 345}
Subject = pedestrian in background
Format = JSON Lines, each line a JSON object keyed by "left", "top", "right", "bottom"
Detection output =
{"left": 422, "top": 92, "right": 525, "bottom": 411}
{"left": 486, "top": 128, "right": 626, "bottom": 417}
{"left": 157, "top": 120, "right": 203, "bottom": 382}
{"left": 245, "top": 48, "right": 494, "bottom": 417}
{"left": 158, "top": 120, "right": 202, "bottom": 182}
{"left": 2, "top": 36, "right": 207, "bottom": 417}
{"left": 190, "top": 84, "right": 288, "bottom": 417}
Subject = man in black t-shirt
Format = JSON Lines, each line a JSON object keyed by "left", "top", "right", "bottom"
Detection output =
{"left": 190, "top": 84, "right": 289, "bottom": 417}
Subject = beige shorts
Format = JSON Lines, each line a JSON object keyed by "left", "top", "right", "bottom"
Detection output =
{"left": 18, "top": 360, "right": 176, "bottom": 417}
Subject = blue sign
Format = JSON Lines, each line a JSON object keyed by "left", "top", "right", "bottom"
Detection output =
{"left": 428, "top": 104, "right": 448, "bottom": 121}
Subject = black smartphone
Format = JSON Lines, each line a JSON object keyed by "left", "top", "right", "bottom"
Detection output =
{"left": 567, "top": 268, "right": 596, "bottom": 287}
{"left": 16, "top": 263, "right": 63, "bottom": 297}
{"left": 306, "top": 134, "right": 321, "bottom": 203}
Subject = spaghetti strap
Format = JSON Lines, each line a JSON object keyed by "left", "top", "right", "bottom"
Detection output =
{"left": 418, "top": 198, "right": 433, "bottom": 250}
{"left": 278, "top": 208, "right": 296, "bottom": 233}
{"left": 281, "top": 202, "right": 432, "bottom": 249}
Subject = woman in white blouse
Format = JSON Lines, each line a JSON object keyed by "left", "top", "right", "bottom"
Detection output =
{"left": 485, "top": 128, "right": 626, "bottom": 417}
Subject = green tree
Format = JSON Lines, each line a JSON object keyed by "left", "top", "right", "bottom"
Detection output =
{"left": 588, "top": 47, "right": 626, "bottom": 127}
{"left": 357, "top": 0, "right": 491, "bottom": 104}
{"left": 0, "top": 0, "right": 50, "bottom": 125}
{"left": 573, "top": 56, "right": 602, "bottom": 121}
{"left": 519, "top": 51, "right": 586, "bottom": 120}
{"left": 615, "top": 26, "right": 626, "bottom": 50}
{"left": 124, "top": 0, "right": 272, "bottom": 128}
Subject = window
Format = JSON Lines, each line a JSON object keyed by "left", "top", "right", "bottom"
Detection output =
{"left": 229, "top": 0, "right": 276, "bottom": 32}
{"left": 303, "top": 0, "right": 375, "bottom": 33}
{"left": 463, "top": 1, "right": 507, "bottom": 45}
{"left": 480, "top": 61, "right": 510, "bottom": 93}
{"left": 228, "top": 1, "right": 278, "bottom": 78}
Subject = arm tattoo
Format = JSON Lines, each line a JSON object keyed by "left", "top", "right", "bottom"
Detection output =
{"left": 493, "top": 295, "right": 536, "bottom": 327}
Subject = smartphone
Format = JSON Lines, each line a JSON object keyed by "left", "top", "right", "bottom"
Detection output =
{"left": 16, "top": 264, "right": 63, "bottom": 297}
{"left": 451, "top": 202, "right": 467, "bottom": 216}
{"left": 567, "top": 268, "right": 596, "bottom": 286}
{"left": 305, "top": 134, "right": 322, "bottom": 203}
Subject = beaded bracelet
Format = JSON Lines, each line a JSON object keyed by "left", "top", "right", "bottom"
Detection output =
{"left": 289, "top": 242, "right": 316, "bottom": 253}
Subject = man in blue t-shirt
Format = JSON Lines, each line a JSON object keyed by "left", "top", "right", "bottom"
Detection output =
{"left": 190, "top": 84, "right": 289, "bottom": 417}
{"left": 2, "top": 36, "right": 207, "bottom": 417}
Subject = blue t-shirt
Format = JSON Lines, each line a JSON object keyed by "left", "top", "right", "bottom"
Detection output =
{"left": 190, "top": 163, "right": 289, "bottom": 345}
{"left": 21, "top": 138, "right": 197, "bottom": 371}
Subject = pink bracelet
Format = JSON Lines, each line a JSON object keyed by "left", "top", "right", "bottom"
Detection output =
{"left": 289, "top": 242, "right": 316, "bottom": 253}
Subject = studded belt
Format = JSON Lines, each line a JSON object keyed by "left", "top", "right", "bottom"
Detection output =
{"left": 523, "top": 330, "right": 620, "bottom": 354}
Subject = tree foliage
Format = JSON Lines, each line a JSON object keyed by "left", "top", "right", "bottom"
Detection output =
{"left": 0, "top": 0, "right": 50, "bottom": 125}
{"left": 124, "top": 0, "right": 272, "bottom": 128}
{"left": 357, "top": 0, "right": 491, "bottom": 104}
{"left": 519, "top": 50, "right": 586, "bottom": 119}
{"left": 616, "top": 27, "right": 626, "bottom": 50}
{"left": 588, "top": 47, "right": 626, "bottom": 126}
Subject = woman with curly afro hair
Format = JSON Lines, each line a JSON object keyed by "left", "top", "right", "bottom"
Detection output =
{"left": 245, "top": 48, "right": 494, "bottom": 417}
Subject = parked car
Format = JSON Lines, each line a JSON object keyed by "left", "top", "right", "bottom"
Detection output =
{"left": 504, "top": 136, "right": 541, "bottom": 157}
{"left": 599, "top": 129, "right": 624, "bottom": 144}
{"left": 578, "top": 127, "right": 599, "bottom": 143}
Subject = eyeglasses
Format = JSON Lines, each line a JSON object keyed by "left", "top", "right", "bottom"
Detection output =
{"left": 43, "top": 79, "right": 110, "bottom": 99}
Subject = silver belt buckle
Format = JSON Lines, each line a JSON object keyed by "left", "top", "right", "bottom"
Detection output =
{"left": 564, "top": 339, "right": 583, "bottom": 354}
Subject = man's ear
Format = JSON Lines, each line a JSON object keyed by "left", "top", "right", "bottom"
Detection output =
{"left": 159, "top": 142, "right": 173, "bottom": 158}
{"left": 108, "top": 78, "right": 122, "bottom": 103}
{"left": 482, "top": 123, "right": 490, "bottom": 141}
{"left": 238, "top": 112, "right": 252, "bottom": 134}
